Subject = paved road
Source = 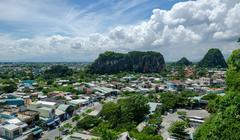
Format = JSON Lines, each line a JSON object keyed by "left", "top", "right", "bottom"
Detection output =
{"left": 88, "top": 102, "right": 102, "bottom": 116}
{"left": 40, "top": 127, "right": 61, "bottom": 140}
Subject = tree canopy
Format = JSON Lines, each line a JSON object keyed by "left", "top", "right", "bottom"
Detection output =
{"left": 168, "top": 121, "right": 188, "bottom": 139}
{"left": 226, "top": 49, "right": 240, "bottom": 92}
{"left": 76, "top": 115, "right": 101, "bottom": 130}
{"left": 43, "top": 65, "right": 73, "bottom": 79}
{"left": 100, "top": 95, "right": 150, "bottom": 128}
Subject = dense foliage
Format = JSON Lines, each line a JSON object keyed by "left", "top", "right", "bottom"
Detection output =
{"left": 159, "top": 91, "right": 198, "bottom": 113}
{"left": 0, "top": 81, "right": 17, "bottom": 93}
{"left": 201, "top": 93, "right": 218, "bottom": 101}
{"left": 194, "top": 48, "right": 240, "bottom": 140}
{"left": 168, "top": 121, "right": 188, "bottom": 139}
{"left": 100, "top": 95, "right": 150, "bottom": 128}
{"left": 198, "top": 48, "right": 227, "bottom": 68}
{"left": 43, "top": 65, "right": 73, "bottom": 79}
{"left": 76, "top": 115, "right": 101, "bottom": 130}
{"left": 91, "top": 95, "right": 164, "bottom": 140}
{"left": 130, "top": 130, "right": 163, "bottom": 140}
{"left": 226, "top": 49, "right": 240, "bottom": 92}
{"left": 195, "top": 92, "right": 240, "bottom": 140}
{"left": 89, "top": 51, "right": 165, "bottom": 74}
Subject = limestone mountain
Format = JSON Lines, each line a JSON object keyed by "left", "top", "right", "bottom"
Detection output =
{"left": 89, "top": 51, "right": 165, "bottom": 74}
{"left": 176, "top": 57, "right": 192, "bottom": 66}
{"left": 198, "top": 48, "right": 227, "bottom": 68}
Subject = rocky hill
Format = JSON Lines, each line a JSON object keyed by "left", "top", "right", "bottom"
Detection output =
{"left": 89, "top": 51, "right": 165, "bottom": 74}
{"left": 198, "top": 48, "right": 227, "bottom": 68}
{"left": 176, "top": 57, "right": 192, "bottom": 66}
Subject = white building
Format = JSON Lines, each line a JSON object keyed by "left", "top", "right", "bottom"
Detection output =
{"left": 0, "top": 124, "right": 22, "bottom": 140}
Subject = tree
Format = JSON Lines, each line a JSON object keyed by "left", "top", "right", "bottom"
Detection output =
{"left": 143, "top": 125, "right": 158, "bottom": 135}
{"left": 100, "top": 102, "right": 121, "bottom": 128}
{"left": 160, "top": 93, "right": 179, "bottom": 110}
{"left": 99, "top": 125, "right": 118, "bottom": 140}
{"left": 72, "top": 115, "right": 80, "bottom": 122}
{"left": 196, "top": 68, "right": 207, "bottom": 77}
{"left": 202, "top": 93, "right": 218, "bottom": 101}
{"left": 92, "top": 123, "right": 118, "bottom": 140}
{"left": 76, "top": 116, "right": 101, "bottom": 130}
{"left": 206, "top": 96, "right": 221, "bottom": 113}
{"left": 168, "top": 121, "right": 188, "bottom": 139}
{"left": 100, "top": 95, "right": 149, "bottom": 128}
{"left": 226, "top": 49, "right": 240, "bottom": 92}
{"left": 130, "top": 130, "right": 163, "bottom": 140}
{"left": 195, "top": 102, "right": 240, "bottom": 140}
{"left": 43, "top": 65, "right": 73, "bottom": 79}
{"left": 121, "top": 95, "right": 150, "bottom": 123}
{"left": 59, "top": 123, "right": 73, "bottom": 135}
{"left": 1, "top": 83, "right": 17, "bottom": 93}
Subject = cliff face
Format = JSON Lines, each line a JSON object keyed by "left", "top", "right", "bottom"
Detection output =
{"left": 198, "top": 48, "right": 227, "bottom": 68}
{"left": 89, "top": 51, "right": 165, "bottom": 74}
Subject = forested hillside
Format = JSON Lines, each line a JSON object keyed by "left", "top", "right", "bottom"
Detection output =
{"left": 198, "top": 48, "right": 227, "bottom": 68}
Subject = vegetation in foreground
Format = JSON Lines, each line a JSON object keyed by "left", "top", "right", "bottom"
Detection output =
{"left": 194, "top": 49, "right": 240, "bottom": 140}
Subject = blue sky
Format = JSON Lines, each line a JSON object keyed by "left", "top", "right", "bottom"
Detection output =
{"left": 0, "top": 0, "right": 187, "bottom": 38}
{"left": 0, "top": 0, "right": 239, "bottom": 62}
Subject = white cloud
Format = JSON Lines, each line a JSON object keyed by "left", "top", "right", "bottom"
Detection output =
{"left": 105, "top": 0, "right": 240, "bottom": 60}
{"left": 0, "top": 0, "right": 240, "bottom": 61}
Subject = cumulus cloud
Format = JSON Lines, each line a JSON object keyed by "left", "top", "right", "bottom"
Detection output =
{"left": 0, "top": 0, "right": 240, "bottom": 61}
{"left": 107, "top": 0, "right": 240, "bottom": 59}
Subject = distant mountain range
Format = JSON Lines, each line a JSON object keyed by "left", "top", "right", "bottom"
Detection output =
{"left": 89, "top": 48, "right": 227, "bottom": 74}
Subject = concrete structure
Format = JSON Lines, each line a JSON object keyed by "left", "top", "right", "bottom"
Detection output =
{"left": 148, "top": 102, "right": 162, "bottom": 114}
{"left": 35, "top": 101, "right": 57, "bottom": 109}
{"left": 166, "top": 80, "right": 184, "bottom": 91}
{"left": 68, "top": 99, "right": 89, "bottom": 107}
{"left": 0, "top": 98, "right": 24, "bottom": 107}
{"left": 206, "top": 88, "right": 224, "bottom": 94}
{"left": 117, "top": 132, "right": 133, "bottom": 140}
{"left": 68, "top": 132, "right": 100, "bottom": 140}
{"left": 27, "top": 102, "right": 55, "bottom": 119}
{"left": 0, "top": 124, "right": 22, "bottom": 140}
{"left": 5, "top": 118, "right": 28, "bottom": 131}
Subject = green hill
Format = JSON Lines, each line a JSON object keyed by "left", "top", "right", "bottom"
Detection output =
{"left": 89, "top": 51, "right": 165, "bottom": 74}
{"left": 176, "top": 57, "right": 192, "bottom": 66}
{"left": 198, "top": 48, "right": 227, "bottom": 68}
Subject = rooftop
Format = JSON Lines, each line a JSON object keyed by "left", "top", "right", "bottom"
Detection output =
{"left": 6, "top": 118, "right": 22, "bottom": 125}
{"left": 57, "top": 104, "right": 71, "bottom": 111}
{"left": 36, "top": 101, "right": 56, "bottom": 106}
{"left": 2, "top": 124, "right": 19, "bottom": 131}
{"left": 39, "top": 107, "right": 53, "bottom": 111}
